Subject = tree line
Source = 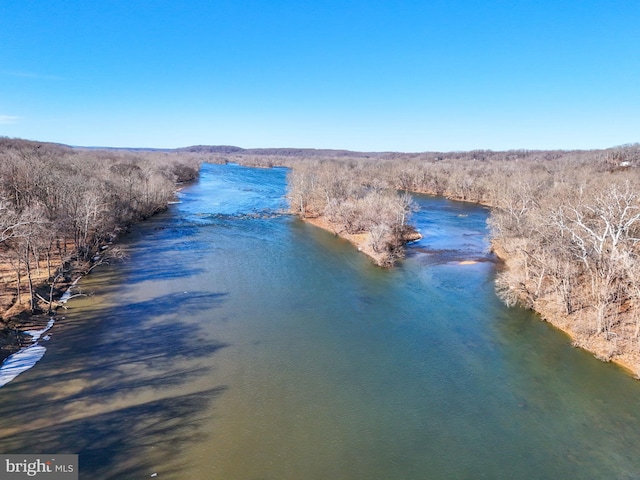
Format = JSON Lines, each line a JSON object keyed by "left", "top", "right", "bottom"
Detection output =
{"left": 0, "top": 138, "right": 200, "bottom": 319}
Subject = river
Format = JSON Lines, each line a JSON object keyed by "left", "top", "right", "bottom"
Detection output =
{"left": 1, "top": 163, "right": 640, "bottom": 479}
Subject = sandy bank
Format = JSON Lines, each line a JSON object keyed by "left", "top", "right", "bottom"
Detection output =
{"left": 300, "top": 215, "right": 422, "bottom": 267}
{"left": 301, "top": 216, "right": 391, "bottom": 266}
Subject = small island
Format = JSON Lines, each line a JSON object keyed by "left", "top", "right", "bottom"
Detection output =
{"left": 286, "top": 160, "right": 421, "bottom": 266}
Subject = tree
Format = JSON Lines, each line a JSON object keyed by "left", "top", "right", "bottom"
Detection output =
{"left": 10, "top": 204, "right": 50, "bottom": 311}
{"left": 553, "top": 183, "right": 640, "bottom": 335}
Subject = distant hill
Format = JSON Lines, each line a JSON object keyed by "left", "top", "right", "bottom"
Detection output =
{"left": 176, "top": 145, "right": 245, "bottom": 154}
{"left": 178, "top": 145, "right": 391, "bottom": 158}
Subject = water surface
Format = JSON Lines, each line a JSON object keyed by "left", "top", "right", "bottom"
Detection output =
{"left": 1, "top": 163, "right": 640, "bottom": 479}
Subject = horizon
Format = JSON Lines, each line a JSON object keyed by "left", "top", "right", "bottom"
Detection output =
{"left": 4, "top": 135, "right": 639, "bottom": 155}
{"left": 2, "top": 1, "right": 639, "bottom": 152}
{"left": 15, "top": 136, "right": 640, "bottom": 154}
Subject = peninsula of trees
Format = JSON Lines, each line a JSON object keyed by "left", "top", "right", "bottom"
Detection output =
{"left": 1, "top": 138, "right": 640, "bottom": 377}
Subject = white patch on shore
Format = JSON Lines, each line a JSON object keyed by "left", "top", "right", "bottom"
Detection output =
{"left": 0, "top": 318, "right": 54, "bottom": 388}
{"left": 0, "top": 277, "right": 80, "bottom": 388}
{"left": 24, "top": 318, "right": 54, "bottom": 342}
{"left": 59, "top": 277, "right": 81, "bottom": 304}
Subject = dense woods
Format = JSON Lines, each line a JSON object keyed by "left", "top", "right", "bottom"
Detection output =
{"left": 0, "top": 138, "right": 200, "bottom": 334}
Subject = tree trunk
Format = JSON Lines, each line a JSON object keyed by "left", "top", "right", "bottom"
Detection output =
{"left": 24, "top": 239, "right": 35, "bottom": 312}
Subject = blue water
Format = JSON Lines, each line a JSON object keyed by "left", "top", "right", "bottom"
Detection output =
{"left": 1, "top": 163, "right": 639, "bottom": 479}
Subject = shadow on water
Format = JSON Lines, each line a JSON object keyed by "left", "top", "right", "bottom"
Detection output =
{"left": 0, "top": 290, "right": 229, "bottom": 479}
{"left": 4, "top": 387, "right": 226, "bottom": 480}
{"left": 117, "top": 259, "right": 206, "bottom": 285}
{"left": 113, "top": 225, "right": 207, "bottom": 285}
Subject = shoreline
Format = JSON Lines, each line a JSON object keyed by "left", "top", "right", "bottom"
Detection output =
{"left": 491, "top": 242, "right": 640, "bottom": 378}
{"left": 0, "top": 183, "right": 194, "bottom": 367}
{"left": 0, "top": 256, "right": 101, "bottom": 367}
{"left": 524, "top": 296, "right": 640, "bottom": 378}
{"left": 300, "top": 215, "right": 421, "bottom": 267}
{"left": 407, "top": 186, "right": 640, "bottom": 378}
{"left": 530, "top": 302, "right": 640, "bottom": 378}
{"left": 301, "top": 216, "right": 387, "bottom": 265}
{"left": 0, "top": 318, "right": 55, "bottom": 388}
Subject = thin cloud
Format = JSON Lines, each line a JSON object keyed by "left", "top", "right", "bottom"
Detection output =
{"left": 0, "top": 115, "right": 20, "bottom": 125}
{"left": 1, "top": 71, "right": 62, "bottom": 81}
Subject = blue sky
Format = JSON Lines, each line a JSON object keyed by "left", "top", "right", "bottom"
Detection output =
{"left": 1, "top": 0, "right": 639, "bottom": 152}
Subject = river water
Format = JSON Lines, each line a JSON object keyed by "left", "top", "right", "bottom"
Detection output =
{"left": 1, "top": 163, "right": 640, "bottom": 479}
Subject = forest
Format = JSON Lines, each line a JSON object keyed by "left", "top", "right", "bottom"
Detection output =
{"left": 1, "top": 138, "right": 640, "bottom": 375}
{"left": 0, "top": 138, "right": 201, "bottom": 357}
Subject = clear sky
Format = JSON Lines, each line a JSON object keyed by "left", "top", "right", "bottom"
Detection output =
{"left": 1, "top": 0, "right": 639, "bottom": 152}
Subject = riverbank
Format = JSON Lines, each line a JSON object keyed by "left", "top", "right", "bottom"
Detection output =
{"left": 0, "top": 248, "right": 111, "bottom": 365}
{"left": 491, "top": 241, "right": 640, "bottom": 378}
{"left": 302, "top": 216, "right": 385, "bottom": 265}
{"left": 0, "top": 194, "right": 197, "bottom": 367}
{"left": 406, "top": 186, "right": 640, "bottom": 378}
{"left": 300, "top": 215, "right": 421, "bottom": 267}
